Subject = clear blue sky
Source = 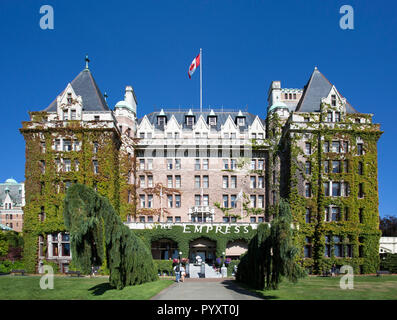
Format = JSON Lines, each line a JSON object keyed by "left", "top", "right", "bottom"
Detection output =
{"left": 0, "top": 0, "right": 396, "bottom": 217}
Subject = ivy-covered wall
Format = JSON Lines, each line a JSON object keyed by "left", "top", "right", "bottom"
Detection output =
{"left": 20, "top": 115, "right": 121, "bottom": 272}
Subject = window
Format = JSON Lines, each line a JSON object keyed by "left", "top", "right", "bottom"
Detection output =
{"left": 258, "top": 160, "right": 264, "bottom": 170}
{"left": 332, "top": 160, "right": 341, "bottom": 173}
{"left": 40, "top": 142, "right": 46, "bottom": 153}
{"left": 147, "top": 159, "right": 153, "bottom": 170}
{"left": 139, "top": 159, "right": 145, "bottom": 170}
{"left": 165, "top": 175, "right": 172, "bottom": 188}
{"left": 250, "top": 176, "right": 256, "bottom": 188}
{"left": 231, "top": 159, "right": 237, "bottom": 170}
{"left": 175, "top": 195, "right": 181, "bottom": 208}
{"left": 195, "top": 195, "right": 201, "bottom": 206}
{"left": 324, "top": 236, "right": 331, "bottom": 257}
{"left": 358, "top": 162, "right": 363, "bottom": 175}
{"left": 65, "top": 180, "right": 72, "bottom": 190}
{"left": 231, "top": 176, "right": 237, "bottom": 188}
{"left": 93, "top": 160, "right": 99, "bottom": 174}
{"left": 64, "top": 159, "right": 71, "bottom": 172}
{"left": 223, "top": 195, "right": 228, "bottom": 208}
{"left": 305, "top": 183, "right": 311, "bottom": 197}
{"left": 195, "top": 176, "right": 201, "bottom": 188}
{"left": 237, "top": 117, "right": 245, "bottom": 126}
{"left": 209, "top": 116, "right": 217, "bottom": 125}
{"left": 258, "top": 195, "right": 264, "bottom": 208}
{"left": 334, "top": 236, "right": 342, "bottom": 257}
{"left": 304, "top": 237, "right": 312, "bottom": 258}
{"left": 358, "top": 183, "right": 364, "bottom": 198}
{"left": 305, "top": 161, "right": 311, "bottom": 174}
{"left": 327, "top": 112, "right": 333, "bottom": 122}
{"left": 40, "top": 160, "right": 46, "bottom": 174}
{"left": 157, "top": 116, "right": 166, "bottom": 126}
{"left": 167, "top": 217, "right": 173, "bottom": 223}
{"left": 305, "top": 208, "right": 311, "bottom": 223}
{"left": 175, "top": 216, "right": 181, "bottom": 223}
{"left": 331, "top": 94, "right": 336, "bottom": 106}
{"left": 63, "top": 110, "right": 68, "bottom": 121}
{"left": 203, "top": 176, "right": 209, "bottom": 188}
{"left": 186, "top": 116, "right": 195, "bottom": 126}
{"left": 223, "top": 217, "right": 230, "bottom": 223}
{"left": 148, "top": 176, "right": 153, "bottom": 187}
{"left": 305, "top": 142, "right": 311, "bottom": 155}
{"left": 175, "top": 176, "right": 181, "bottom": 188}
{"left": 359, "top": 208, "right": 364, "bottom": 223}
{"left": 343, "top": 160, "right": 349, "bottom": 173}
{"left": 223, "top": 159, "right": 229, "bottom": 169}
{"left": 334, "top": 112, "right": 340, "bottom": 122}
{"left": 147, "top": 195, "right": 153, "bottom": 208}
{"left": 71, "top": 109, "right": 76, "bottom": 120}
{"left": 357, "top": 143, "right": 363, "bottom": 155}
{"left": 223, "top": 176, "right": 229, "bottom": 188}
{"left": 139, "top": 216, "right": 145, "bottom": 223}
{"left": 63, "top": 139, "right": 72, "bottom": 151}
{"left": 258, "top": 176, "right": 264, "bottom": 188}
{"left": 332, "top": 141, "right": 340, "bottom": 153}
{"left": 331, "top": 207, "right": 340, "bottom": 221}
{"left": 203, "top": 195, "right": 209, "bottom": 206}
{"left": 332, "top": 182, "right": 341, "bottom": 196}
{"left": 324, "top": 160, "right": 329, "bottom": 173}
{"left": 284, "top": 93, "right": 288, "bottom": 99}
{"left": 203, "top": 159, "right": 209, "bottom": 170}
{"left": 94, "top": 116, "right": 100, "bottom": 121}
{"left": 304, "top": 117, "right": 310, "bottom": 122}
{"left": 167, "top": 159, "right": 173, "bottom": 170}
{"left": 342, "top": 182, "right": 349, "bottom": 197}
{"left": 167, "top": 195, "right": 173, "bottom": 208}
{"left": 250, "top": 160, "right": 256, "bottom": 170}
{"left": 323, "top": 141, "right": 329, "bottom": 153}
{"left": 39, "top": 206, "right": 46, "bottom": 222}
{"left": 175, "top": 159, "right": 181, "bottom": 170}
{"left": 249, "top": 217, "right": 256, "bottom": 223}
{"left": 343, "top": 141, "right": 349, "bottom": 153}
{"left": 250, "top": 195, "right": 256, "bottom": 208}
{"left": 140, "top": 132, "right": 145, "bottom": 139}
{"left": 195, "top": 159, "right": 200, "bottom": 170}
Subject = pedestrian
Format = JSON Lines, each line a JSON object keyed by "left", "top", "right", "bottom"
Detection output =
{"left": 173, "top": 264, "right": 180, "bottom": 282}
{"left": 331, "top": 264, "right": 336, "bottom": 277}
{"left": 180, "top": 265, "right": 185, "bottom": 282}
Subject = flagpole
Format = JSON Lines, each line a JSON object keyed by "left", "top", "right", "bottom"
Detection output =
{"left": 200, "top": 48, "right": 202, "bottom": 112}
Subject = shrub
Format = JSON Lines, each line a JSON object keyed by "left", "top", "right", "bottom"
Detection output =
{"left": 154, "top": 260, "right": 174, "bottom": 276}
{"left": 0, "top": 260, "right": 25, "bottom": 273}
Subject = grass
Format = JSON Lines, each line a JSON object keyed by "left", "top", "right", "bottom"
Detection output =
{"left": 0, "top": 275, "right": 173, "bottom": 300}
{"left": 238, "top": 275, "right": 397, "bottom": 300}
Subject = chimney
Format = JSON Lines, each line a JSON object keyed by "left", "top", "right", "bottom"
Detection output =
{"left": 124, "top": 86, "right": 137, "bottom": 114}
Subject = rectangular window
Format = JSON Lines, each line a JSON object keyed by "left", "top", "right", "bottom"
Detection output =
{"left": 203, "top": 195, "right": 209, "bottom": 206}
{"left": 332, "top": 160, "right": 341, "bottom": 173}
{"left": 195, "top": 159, "right": 200, "bottom": 170}
{"left": 305, "top": 142, "right": 311, "bottom": 155}
{"left": 323, "top": 141, "right": 329, "bottom": 153}
{"left": 230, "top": 195, "right": 237, "bottom": 208}
{"left": 167, "top": 159, "right": 173, "bottom": 170}
{"left": 343, "top": 182, "right": 349, "bottom": 197}
{"left": 343, "top": 160, "right": 349, "bottom": 173}
{"left": 147, "top": 159, "right": 153, "bottom": 170}
{"left": 331, "top": 207, "right": 340, "bottom": 221}
{"left": 175, "top": 195, "right": 181, "bottom": 208}
{"left": 258, "top": 195, "right": 264, "bottom": 208}
{"left": 357, "top": 143, "right": 363, "bottom": 155}
{"left": 139, "top": 176, "right": 145, "bottom": 188}
{"left": 324, "top": 182, "right": 329, "bottom": 196}
{"left": 140, "top": 195, "right": 145, "bottom": 208}
{"left": 305, "top": 161, "right": 311, "bottom": 174}
{"left": 343, "top": 141, "right": 349, "bottom": 153}
{"left": 195, "top": 176, "right": 201, "bottom": 188}
{"left": 250, "top": 217, "right": 256, "bottom": 223}
{"left": 203, "top": 159, "right": 209, "bottom": 170}
{"left": 167, "top": 175, "right": 173, "bottom": 188}
{"left": 332, "top": 182, "right": 341, "bottom": 197}
{"left": 258, "top": 160, "right": 264, "bottom": 170}
{"left": 186, "top": 116, "right": 194, "bottom": 126}
{"left": 175, "top": 159, "right": 181, "bottom": 170}
{"left": 331, "top": 94, "right": 336, "bottom": 106}
{"left": 148, "top": 175, "right": 153, "bottom": 187}
{"left": 147, "top": 195, "right": 153, "bottom": 208}
{"left": 175, "top": 175, "right": 181, "bottom": 188}
{"left": 167, "top": 195, "right": 173, "bottom": 208}
{"left": 167, "top": 217, "right": 173, "bottom": 223}
{"left": 223, "top": 159, "right": 229, "bottom": 170}
{"left": 324, "top": 160, "right": 329, "bottom": 173}
{"left": 93, "top": 160, "right": 99, "bottom": 174}
{"left": 158, "top": 117, "right": 165, "bottom": 126}
{"left": 223, "top": 217, "right": 230, "bottom": 223}
{"left": 40, "top": 160, "right": 46, "bottom": 174}
{"left": 54, "top": 139, "right": 61, "bottom": 151}
{"left": 250, "top": 160, "right": 256, "bottom": 170}
{"left": 359, "top": 208, "right": 363, "bottom": 223}
{"left": 203, "top": 176, "right": 209, "bottom": 188}
{"left": 250, "top": 195, "right": 256, "bottom": 208}
{"left": 305, "top": 208, "right": 311, "bottom": 223}
{"left": 40, "top": 142, "right": 46, "bottom": 153}
{"left": 358, "top": 183, "right": 364, "bottom": 198}
{"left": 139, "top": 159, "right": 145, "bottom": 170}
{"left": 223, "top": 195, "right": 228, "bottom": 208}
{"left": 250, "top": 176, "right": 256, "bottom": 188}
{"left": 93, "top": 142, "right": 99, "bottom": 154}
{"left": 305, "top": 183, "right": 311, "bottom": 197}
{"left": 258, "top": 176, "right": 264, "bottom": 188}
{"left": 231, "top": 176, "right": 237, "bottom": 188}
{"left": 195, "top": 195, "right": 201, "bottom": 206}
{"left": 139, "top": 216, "right": 145, "bottom": 223}
{"left": 327, "top": 112, "right": 333, "bottom": 122}
{"left": 231, "top": 159, "right": 237, "bottom": 170}
{"left": 332, "top": 141, "right": 340, "bottom": 153}
{"left": 63, "top": 139, "right": 72, "bottom": 151}
{"left": 334, "top": 112, "right": 340, "bottom": 122}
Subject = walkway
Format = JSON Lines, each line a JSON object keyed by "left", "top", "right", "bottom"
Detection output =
{"left": 151, "top": 278, "right": 262, "bottom": 300}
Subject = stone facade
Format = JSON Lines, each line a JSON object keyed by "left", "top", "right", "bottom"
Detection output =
{"left": 0, "top": 178, "right": 25, "bottom": 232}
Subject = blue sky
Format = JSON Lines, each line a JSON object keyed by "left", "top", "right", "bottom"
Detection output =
{"left": 0, "top": 0, "right": 396, "bottom": 217}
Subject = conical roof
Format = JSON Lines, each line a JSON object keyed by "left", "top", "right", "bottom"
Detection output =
{"left": 43, "top": 69, "right": 109, "bottom": 112}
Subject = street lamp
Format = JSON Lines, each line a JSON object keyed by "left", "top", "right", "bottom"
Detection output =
{"left": 222, "top": 251, "right": 225, "bottom": 268}
{"left": 179, "top": 251, "right": 182, "bottom": 270}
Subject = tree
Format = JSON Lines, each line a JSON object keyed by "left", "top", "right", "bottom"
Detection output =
{"left": 380, "top": 215, "right": 397, "bottom": 236}
{"left": 236, "top": 198, "right": 305, "bottom": 290}
{"left": 63, "top": 184, "right": 157, "bottom": 289}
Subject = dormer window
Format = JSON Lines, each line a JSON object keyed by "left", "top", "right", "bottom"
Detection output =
{"left": 67, "top": 93, "right": 72, "bottom": 104}
{"left": 71, "top": 109, "right": 76, "bottom": 120}
{"left": 157, "top": 116, "right": 166, "bottom": 126}
{"left": 236, "top": 117, "right": 245, "bottom": 126}
{"left": 186, "top": 116, "right": 195, "bottom": 126}
{"left": 208, "top": 116, "right": 217, "bottom": 126}
{"left": 331, "top": 94, "right": 336, "bottom": 106}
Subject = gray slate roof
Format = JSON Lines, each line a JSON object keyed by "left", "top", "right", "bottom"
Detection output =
{"left": 295, "top": 68, "right": 358, "bottom": 114}
{"left": 0, "top": 183, "right": 23, "bottom": 206}
{"left": 44, "top": 69, "right": 109, "bottom": 112}
{"left": 139, "top": 111, "right": 266, "bottom": 132}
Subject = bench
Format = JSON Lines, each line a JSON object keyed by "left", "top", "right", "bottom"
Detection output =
{"left": 66, "top": 270, "right": 81, "bottom": 277}
{"left": 11, "top": 269, "right": 26, "bottom": 276}
{"left": 376, "top": 270, "right": 390, "bottom": 277}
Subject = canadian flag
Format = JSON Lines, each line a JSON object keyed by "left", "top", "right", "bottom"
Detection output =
{"left": 188, "top": 53, "right": 201, "bottom": 79}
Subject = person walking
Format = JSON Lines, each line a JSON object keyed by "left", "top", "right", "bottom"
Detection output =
{"left": 180, "top": 265, "right": 185, "bottom": 282}
{"left": 173, "top": 264, "right": 181, "bottom": 282}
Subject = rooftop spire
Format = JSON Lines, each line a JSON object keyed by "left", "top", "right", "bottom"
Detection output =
{"left": 85, "top": 54, "right": 90, "bottom": 69}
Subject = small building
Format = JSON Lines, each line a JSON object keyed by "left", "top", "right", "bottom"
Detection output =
{"left": 380, "top": 237, "right": 397, "bottom": 254}
{"left": 0, "top": 178, "right": 25, "bottom": 232}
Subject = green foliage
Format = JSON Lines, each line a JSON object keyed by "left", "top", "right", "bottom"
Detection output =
{"left": 0, "top": 231, "right": 23, "bottom": 258}
{"left": 154, "top": 260, "right": 174, "bottom": 275}
{"left": 380, "top": 253, "right": 397, "bottom": 273}
{"left": 236, "top": 199, "right": 305, "bottom": 290}
{"left": 43, "top": 260, "right": 59, "bottom": 273}
{"left": 0, "top": 260, "right": 26, "bottom": 273}
{"left": 63, "top": 184, "right": 157, "bottom": 289}
{"left": 227, "top": 260, "right": 239, "bottom": 276}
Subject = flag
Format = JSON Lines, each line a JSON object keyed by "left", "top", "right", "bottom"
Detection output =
{"left": 188, "top": 53, "right": 201, "bottom": 79}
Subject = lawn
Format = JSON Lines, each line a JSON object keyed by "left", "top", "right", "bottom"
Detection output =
{"left": 239, "top": 275, "right": 397, "bottom": 300}
{"left": 0, "top": 275, "right": 173, "bottom": 300}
